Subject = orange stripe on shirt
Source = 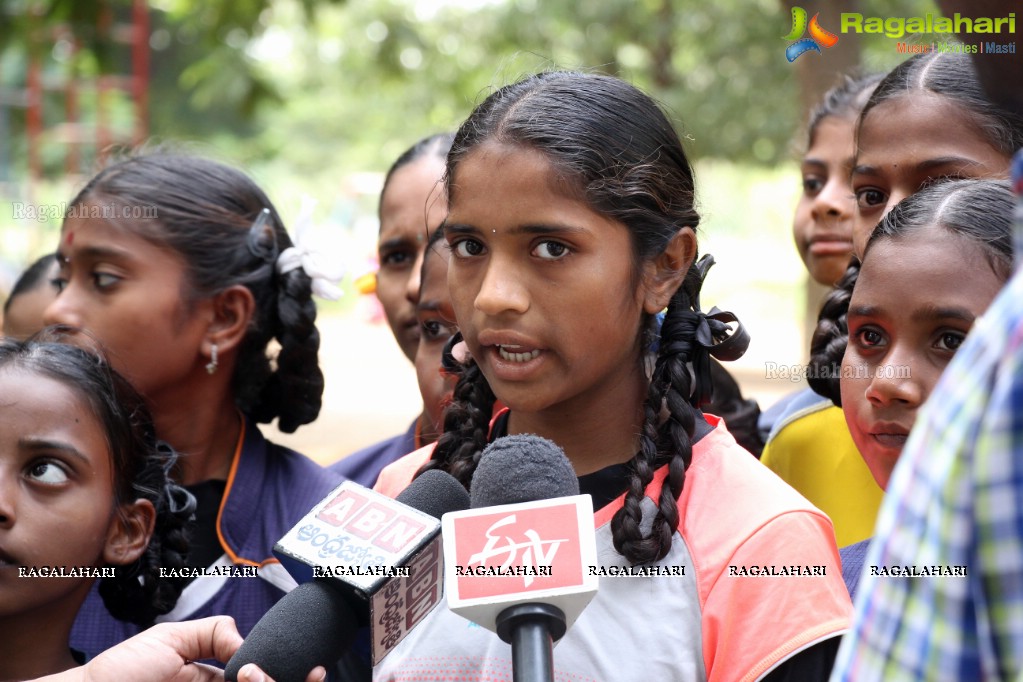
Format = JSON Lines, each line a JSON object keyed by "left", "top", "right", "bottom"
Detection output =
{"left": 215, "top": 414, "right": 277, "bottom": 568}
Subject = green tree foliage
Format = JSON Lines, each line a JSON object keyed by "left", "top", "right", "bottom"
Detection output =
{"left": 254, "top": 0, "right": 941, "bottom": 174}
{"left": 0, "top": 0, "right": 343, "bottom": 174}
{"left": 251, "top": 0, "right": 805, "bottom": 171}
{"left": 1, "top": 0, "right": 943, "bottom": 178}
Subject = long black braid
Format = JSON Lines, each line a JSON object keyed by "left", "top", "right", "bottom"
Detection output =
{"left": 807, "top": 259, "right": 858, "bottom": 407}
{"left": 613, "top": 257, "right": 748, "bottom": 563}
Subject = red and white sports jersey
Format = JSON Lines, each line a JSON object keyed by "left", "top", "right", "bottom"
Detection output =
{"left": 374, "top": 415, "right": 851, "bottom": 682}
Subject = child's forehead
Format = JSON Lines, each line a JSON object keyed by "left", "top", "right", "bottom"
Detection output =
{"left": 0, "top": 365, "right": 95, "bottom": 429}
{"left": 451, "top": 146, "right": 588, "bottom": 224}
{"left": 856, "top": 97, "right": 1010, "bottom": 177}
{"left": 458, "top": 140, "right": 549, "bottom": 172}
{"left": 458, "top": 140, "right": 576, "bottom": 184}
{"left": 808, "top": 114, "right": 856, "bottom": 147}
{"left": 804, "top": 116, "right": 857, "bottom": 165}
{"left": 863, "top": 227, "right": 941, "bottom": 258}
{"left": 860, "top": 230, "right": 1001, "bottom": 293}
{"left": 60, "top": 212, "right": 136, "bottom": 245}
{"left": 861, "top": 91, "right": 983, "bottom": 139}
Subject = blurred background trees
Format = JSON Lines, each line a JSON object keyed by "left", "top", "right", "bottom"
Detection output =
{"left": 1, "top": 0, "right": 940, "bottom": 180}
{"left": 0, "top": 0, "right": 949, "bottom": 455}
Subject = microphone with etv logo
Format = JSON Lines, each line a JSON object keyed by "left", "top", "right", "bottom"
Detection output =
{"left": 225, "top": 469, "right": 470, "bottom": 682}
{"left": 442, "top": 435, "right": 599, "bottom": 682}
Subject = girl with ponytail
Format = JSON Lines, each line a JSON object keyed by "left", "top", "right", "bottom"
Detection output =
{"left": 42, "top": 151, "right": 344, "bottom": 657}
{"left": 374, "top": 71, "right": 850, "bottom": 681}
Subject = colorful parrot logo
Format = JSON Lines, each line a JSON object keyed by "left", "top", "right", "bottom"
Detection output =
{"left": 783, "top": 7, "right": 839, "bottom": 62}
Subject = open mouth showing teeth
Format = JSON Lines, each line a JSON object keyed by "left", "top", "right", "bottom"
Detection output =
{"left": 498, "top": 345, "right": 541, "bottom": 363}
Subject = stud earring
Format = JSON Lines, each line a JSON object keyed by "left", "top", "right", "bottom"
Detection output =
{"left": 206, "top": 343, "right": 218, "bottom": 375}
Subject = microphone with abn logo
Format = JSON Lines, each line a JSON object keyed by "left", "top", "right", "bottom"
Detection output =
{"left": 225, "top": 468, "right": 470, "bottom": 681}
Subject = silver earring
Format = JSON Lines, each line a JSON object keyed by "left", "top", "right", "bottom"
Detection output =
{"left": 206, "top": 344, "right": 218, "bottom": 375}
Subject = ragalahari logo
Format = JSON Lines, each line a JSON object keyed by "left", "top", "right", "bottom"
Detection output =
{"left": 784, "top": 7, "right": 839, "bottom": 62}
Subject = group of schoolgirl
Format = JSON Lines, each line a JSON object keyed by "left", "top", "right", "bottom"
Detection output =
{"left": 761, "top": 50, "right": 1022, "bottom": 579}
{"left": 2, "top": 47, "right": 1021, "bottom": 682}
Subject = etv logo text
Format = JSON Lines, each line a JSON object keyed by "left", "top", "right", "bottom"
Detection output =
{"left": 784, "top": 7, "right": 839, "bottom": 62}
{"left": 451, "top": 501, "right": 586, "bottom": 600}
{"left": 467, "top": 513, "right": 567, "bottom": 588}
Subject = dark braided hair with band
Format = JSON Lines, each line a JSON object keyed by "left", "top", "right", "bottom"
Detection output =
{"left": 807, "top": 260, "right": 858, "bottom": 406}
{"left": 0, "top": 335, "right": 195, "bottom": 624}
{"left": 418, "top": 71, "right": 748, "bottom": 565}
{"left": 66, "top": 152, "right": 323, "bottom": 433}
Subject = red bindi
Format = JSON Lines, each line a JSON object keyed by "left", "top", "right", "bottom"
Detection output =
{"left": 65, "top": 231, "right": 74, "bottom": 246}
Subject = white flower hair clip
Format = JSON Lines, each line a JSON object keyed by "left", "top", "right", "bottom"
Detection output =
{"left": 275, "top": 196, "right": 345, "bottom": 301}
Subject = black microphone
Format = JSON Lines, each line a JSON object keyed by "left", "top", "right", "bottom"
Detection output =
{"left": 225, "top": 468, "right": 470, "bottom": 681}
{"left": 224, "top": 580, "right": 357, "bottom": 682}
{"left": 442, "top": 435, "right": 598, "bottom": 682}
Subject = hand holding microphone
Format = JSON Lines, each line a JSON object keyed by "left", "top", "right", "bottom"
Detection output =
{"left": 31, "top": 616, "right": 325, "bottom": 682}
{"left": 225, "top": 469, "right": 470, "bottom": 682}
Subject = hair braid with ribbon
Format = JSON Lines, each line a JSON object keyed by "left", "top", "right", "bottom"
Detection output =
{"left": 100, "top": 440, "right": 196, "bottom": 624}
{"left": 67, "top": 152, "right": 342, "bottom": 433}
{"left": 612, "top": 255, "right": 749, "bottom": 564}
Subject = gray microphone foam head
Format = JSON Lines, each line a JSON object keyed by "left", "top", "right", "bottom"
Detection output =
{"left": 470, "top": 434, "right": 578, "bottom": 508}
{"left": 398, "top": 468, "right": 471, "bottom": 518}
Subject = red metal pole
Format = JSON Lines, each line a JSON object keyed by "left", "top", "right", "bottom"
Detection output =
{"left": 65, "top": 30, "right": 80, "bottom": 175}
{"left": 132, "top": 0, "right": 149, "bottom": 145}
{"left": 96, "top": 3, "right": 113, "bottom": 159}
{"left": 26, "top": 54, "right": 42, "bottom": 181}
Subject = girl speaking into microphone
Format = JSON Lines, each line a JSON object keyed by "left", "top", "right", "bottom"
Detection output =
{"left": 375, "top": 71, "right": 851, "bottom": 681}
